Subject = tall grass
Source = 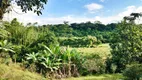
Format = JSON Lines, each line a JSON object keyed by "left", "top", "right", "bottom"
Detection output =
{"left": 0, "top": 63, "right": 45, "bottom": 80}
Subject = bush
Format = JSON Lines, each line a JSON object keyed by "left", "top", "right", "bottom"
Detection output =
{"left": 81, "top": 54, "right": 106, "bottom": 75}
{"left": 123, "top": 64, "right": 142, "bottom": 80}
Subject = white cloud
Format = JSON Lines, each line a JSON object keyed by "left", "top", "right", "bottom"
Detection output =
{"left": 84, "top": 3, "right": 103, "bottom": 12}
{"left": 3, "top": 5, "right": 142, "bottom": 25}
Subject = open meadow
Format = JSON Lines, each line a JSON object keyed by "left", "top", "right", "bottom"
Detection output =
{"left": 70, "top": 43, "right": 111, "bottom": 59}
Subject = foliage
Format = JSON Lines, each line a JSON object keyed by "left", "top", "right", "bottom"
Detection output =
{"left": 0, "top": 25, "right": 10, "bottom": 40}
{"left": 0, "top": 18, "right": 126, "bottom": 79}
{"left": 59, "top": 36, "right": 98, "bottom": 47}
{"left": 5, "top": 18, "right": 27, "bottom": 45}
{"left": 0, "top": 19, "right": 58, "bottom": 62}
{"left": 46, "top": 22, "right": 117, "bottom": 43}
{"left": 0, "top": 40, "right": 15, "bottom": 64}
{"left": 0, "top": 40, "right": 14, "bottom": 53}
{"left": 25, "top": 44, "right": 84, "bottom": 78}
{"left": 110, "top": 21, "right": 142, "bottom": 72}
{"left": 123, "top": 64, "right": 142, "bottom": 80}
{"left": 15, "top": 0, "right": 47, "bottom": 15}
{"left": 0, "top": 0, "right": 48, "bottom": 19}
{"left": 48, "top": 23, "right": 73, "bottom": 37}
{"left": 35, "top": 27, "right": 58, "bottom": 47}
{"left": 81, "top": 54, "right": 106, "bottom": 75}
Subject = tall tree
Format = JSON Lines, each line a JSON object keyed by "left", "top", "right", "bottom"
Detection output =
{"left": 110, "top": 13, "right": 142, "bottom": 72}
{"left": 0, "top": 0, "right": 48, "bottom": 20}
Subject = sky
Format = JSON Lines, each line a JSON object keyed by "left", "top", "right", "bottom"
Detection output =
{"left": 3, "top": 0, "right": 142, "bottom": 25}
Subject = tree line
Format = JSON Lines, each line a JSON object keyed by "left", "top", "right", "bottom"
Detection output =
{"left": 41, "top": 21, "right": 117, "bottom": 45}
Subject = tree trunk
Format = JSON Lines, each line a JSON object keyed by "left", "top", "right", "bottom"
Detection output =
{"left": 0, "top": 0, "right": 10, "bottom": 20}
{"left": 0, "top": 9, "right": 4, "bottom": 20}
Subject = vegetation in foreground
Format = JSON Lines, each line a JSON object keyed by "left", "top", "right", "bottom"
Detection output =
{"left": 0, "top": 13, "right": 142, "bottom": 80}
{"left": 0, "top": 62, "right": 123, "bottom": 80}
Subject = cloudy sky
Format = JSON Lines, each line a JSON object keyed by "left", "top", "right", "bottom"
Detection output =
{"left": 3, "top": 0, "right": 142, "bottom": 25}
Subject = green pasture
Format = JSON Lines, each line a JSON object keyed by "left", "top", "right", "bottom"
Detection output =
{"left": 70, "top": 43, "right": 111, "bottom": 59}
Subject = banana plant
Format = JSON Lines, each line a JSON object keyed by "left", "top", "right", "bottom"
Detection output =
{"left": 66, "top": 46, "right": 72, "bottom": 76}
{"left": 0, "top": 40, "right": 15, "bottom": 60}
{"left": 26, "top": 52, "right": 40, "bottom": 63}
{"left": 26, "top": 52, "right": 41, "bottom": 72}
{"left": 59, "top": 46, "right": 72, "bottom": 76}
{"left": 0, "top": 40, "right": 15, "bottom": 64}
{"left": 26, "top": 44, "right": 84, "bottom": 77}
{"left": 61, "top": 47, "right": 84, "bottom": 76}
{"left": 38, "top": 44, "right": 62, "bottom": 72}
{"left": 39, "top": 56, "right": 61, "bottom": 72}
{"left": 0, "top": 40, "right": 15, "bottom": 53}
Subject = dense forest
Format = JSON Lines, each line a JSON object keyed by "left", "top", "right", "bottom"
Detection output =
{"left": 43, "top": 21, "right": 117, "bottom": 47}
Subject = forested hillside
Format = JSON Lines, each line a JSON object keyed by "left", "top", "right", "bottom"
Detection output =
{"left": 39, "top": 22, "right": 117, "bottom": 47}
{"left": 46, "top": 22, "right": 117, "bottom": 43}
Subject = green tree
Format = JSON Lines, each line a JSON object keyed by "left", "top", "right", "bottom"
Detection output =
{"left": 0, "top": 0, "right": 48, "bottom": 20}
{"left": 0, "top": 22, "right": 10, "bottom": 40}
{"left": 110, "top": 15, "right": 142, "bottom": 72}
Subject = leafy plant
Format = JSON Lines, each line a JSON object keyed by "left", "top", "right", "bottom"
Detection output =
{"left": 110, "top": 22, "right": 142, "bottom": 72}
{"left": 26, "top": 44, "right": 62, "bottom": 75}
{"left": 26, "top": 52, "right": 39, "bottom": 63}
{"left": 123, "top": 64, "right": 142, "bottom": 80}
{"left": 25, "top": 44, "right": 84, "bottom": 78}
{"left": 82, "top": 54, "right": 106, "bottom": 75}
{"left": 0, "top": 40, "right": 14, "bottom": 53}
{"left": 0, "top": 0, "right": 48, "bottom": 20}
{"left": 0, "top": 40, "right": 15, "bottom": 64}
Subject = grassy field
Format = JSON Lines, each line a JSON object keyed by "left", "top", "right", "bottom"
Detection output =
{"left": 70, "top": 43, "right": 111, "bottom": 59}
{"left": 64, "top": 74, "right": 123, "bottom": 80}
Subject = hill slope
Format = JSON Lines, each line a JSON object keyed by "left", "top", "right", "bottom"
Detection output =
{"left": 0, "top": 63, "right": 46, "bottom": 80}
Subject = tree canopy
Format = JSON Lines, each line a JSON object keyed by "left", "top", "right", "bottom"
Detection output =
{"left": 109, "top": 13, "right": 142, "bottom": 72}
{"left": 0, "top": 0, "right": 48, "bottom": 20}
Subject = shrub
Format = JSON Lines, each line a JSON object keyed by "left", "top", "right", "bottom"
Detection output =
{"left": 81, "top": 54, "right": 106, "bottom": 75}
{"left": 123, "top": 64, "right": 142, "bottom": 80}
